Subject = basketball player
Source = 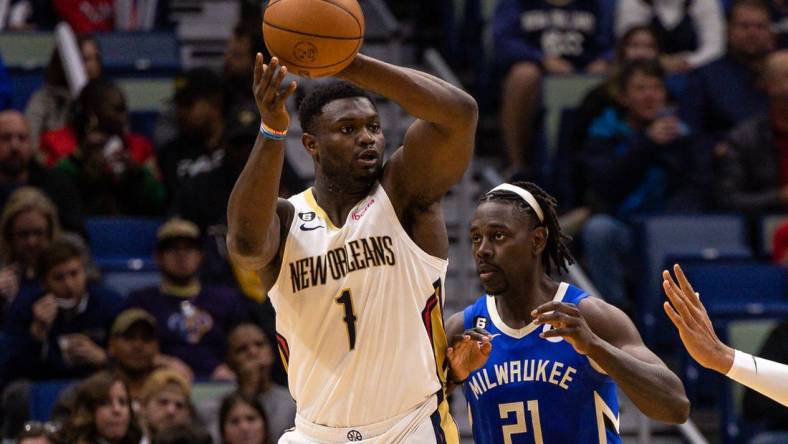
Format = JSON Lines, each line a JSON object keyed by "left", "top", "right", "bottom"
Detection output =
{"left": 663, "top": 264, "right": 788, "bottom": 407}
{"left": 446, "top": 182, "right": 690, "bottom": 443}
{"left": 226, "top": 51, "right": 477, "bottom": 443}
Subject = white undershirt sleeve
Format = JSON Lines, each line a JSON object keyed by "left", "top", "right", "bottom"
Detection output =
{"left": 726, "top": 350, "right": 788, "bottom": 407}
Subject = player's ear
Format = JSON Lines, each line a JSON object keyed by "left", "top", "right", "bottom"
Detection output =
{"left": 531, "top": 226, "right": 548, "bottom": 257}
{"left": 302, "top": 133, "right": 318, "bottom": 157}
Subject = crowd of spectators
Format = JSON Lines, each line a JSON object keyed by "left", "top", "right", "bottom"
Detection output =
{"left": 0, "top": 0, "right": 787, "bottom": 442}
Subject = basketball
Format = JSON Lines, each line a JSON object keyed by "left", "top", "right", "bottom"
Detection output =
{"left": 262, "top": 0, "right": 365, "bottom": 78}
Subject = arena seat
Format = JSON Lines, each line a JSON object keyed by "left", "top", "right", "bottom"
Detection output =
{"left": 635, "top": 214, "right": 753, "bottom": 344}
{"left": 86, "top": 217, "right": 163, "bottom": 271}
{"left": 102, "top": 269, "right": 161, "bottom": 297}
{"left": 0, "top": 32, "right": 54, "bottom": 69}
{"left": 677, "top": 260, "right": 788, "bottom": 443}
{"left": 95, "top": 31, "right": 180, "bottom": 75}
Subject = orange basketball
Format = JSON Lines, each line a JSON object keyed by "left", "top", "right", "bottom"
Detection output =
{"left": 262, "top": 0, "right": 365, "bottom": 78}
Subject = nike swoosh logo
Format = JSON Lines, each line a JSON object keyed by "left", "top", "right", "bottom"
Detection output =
{"left": 299, "top": 224, "right": 325, "bottom": 231}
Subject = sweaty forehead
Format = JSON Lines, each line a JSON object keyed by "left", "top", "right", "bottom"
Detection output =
{"left": 471, "top": 200, "right": 529, "bottom": 229}
{"left": 319, "top": 97, "right": 377, "bottom": 125}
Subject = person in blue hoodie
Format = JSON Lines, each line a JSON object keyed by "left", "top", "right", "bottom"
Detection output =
{"left": 575, "top": 59, "right": 707, "bottom": 310}
{"left": 493, "top": 0, "right": 615, "bottom": 179}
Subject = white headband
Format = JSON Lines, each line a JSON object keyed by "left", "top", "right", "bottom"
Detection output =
{"left": 488, "top": 183, "right": 545, "bottom": 223}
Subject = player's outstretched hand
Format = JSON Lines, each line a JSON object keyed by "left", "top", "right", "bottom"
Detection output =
{"left": 533, "top": 301, "right": 600, "bottom": 355}
{"left": 447, "top": 328, "right": 493, "bottom": 383}
{"left": 253, "top": 53, "right": 297, "bottom": 133}
{"left": 662, "top": 264, "right": 735, "bottom": 374}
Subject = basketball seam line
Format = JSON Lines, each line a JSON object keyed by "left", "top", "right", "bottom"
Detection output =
{"left": 312, "top": 0, "right": 362, "bottom": 30}
{"left": 263, "top": 21, "right": 363, "bottom": 40}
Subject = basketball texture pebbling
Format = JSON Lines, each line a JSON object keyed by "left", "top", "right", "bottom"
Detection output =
{"left": 262, "top": 0, "right": 365, "bottom": 78}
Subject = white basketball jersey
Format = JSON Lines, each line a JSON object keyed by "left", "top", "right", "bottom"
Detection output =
{"left": 268, "top": 182, "right": 449, "bottom": 428}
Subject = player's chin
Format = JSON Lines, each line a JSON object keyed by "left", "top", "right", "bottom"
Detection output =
{"left": 482, "top": 282, "right": 507, "bottom": 296}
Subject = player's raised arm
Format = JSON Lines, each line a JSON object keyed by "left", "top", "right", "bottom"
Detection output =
{"left": 336, "top": 54, "right": 478, "bottom": 202}
{"left": 534, "top": 298, "right": 691, "bottom": 424}
{"left": 227, "top": 55, "right": 297, "bottom": 272}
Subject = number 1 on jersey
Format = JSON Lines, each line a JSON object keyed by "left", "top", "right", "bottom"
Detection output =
{"left": 335, "top": 289, "right": 357, "bottom": 350}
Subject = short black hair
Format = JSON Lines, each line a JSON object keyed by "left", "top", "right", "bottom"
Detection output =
{"left": 616, "top": 59, "right": 665, "bottom": 93}
{"left": 297, "top": 80, "right": 375, "bottom": 134}
{"left": 38, "top": 237, "right": 86, "bottom": 278}
{"left": 480, "top": 182, "right": 574, "bottom": 276}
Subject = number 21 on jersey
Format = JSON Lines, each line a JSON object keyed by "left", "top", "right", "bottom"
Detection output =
{"left": 499, "top": 400, "right": 543, "bottom": 444}
{"left": 335, "top": 289, "right": 357, "bottom": 350}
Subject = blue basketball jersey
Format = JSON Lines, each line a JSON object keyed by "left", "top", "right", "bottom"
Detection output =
{"left": 462, "top": 282, "right": 621, "bottom": 444}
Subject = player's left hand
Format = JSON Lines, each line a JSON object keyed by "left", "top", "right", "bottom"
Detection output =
{"left": 532, "top": 301, "right": 601, "bottom": 356}
{"left": 447, "top": 328, "right": 493, "bottom": 382}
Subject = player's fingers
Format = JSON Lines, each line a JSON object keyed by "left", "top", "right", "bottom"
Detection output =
{"left": 264, "top": 65, "right": 288, "bottom": 104}
{"left": 277, "top": 79, "right": 298, "bottom": 107}
{"left": 531, "top": 300, "right": 561, "bottom": 316}
{"left": 470, "top": 327, "right": 493, "bottom": 337}
{"left": 449, "top": 334, "right": 471, "bottom": 346}
{"left": 663, "top": 279, "right": 692, "bottom": 322}
{"left": 261, "top": 57, "right": 279, "bottom": 97}
{"left": 535, "top": 311, "right": 575, "bottom": 327}
{"left": 539, "top": 327, "right": 576, "bottom": 339}
{"left": 663, "top": 301, "right": 686, "bottom": 332}
{"left": 253, "top": 53, "right": 263, "bottom": 87}
{"left": 673, "top": 264, "right": 699, "bottom": 306}
{"left": 480, "top": 341, "right": 492, "bottom": 355}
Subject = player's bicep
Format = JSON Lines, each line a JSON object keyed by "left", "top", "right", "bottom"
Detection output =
{"left": 391, "top": 118, "right": 474, "bottom": 203}
{"left": 228, "top": 198, "right": 293, "bottom": 271}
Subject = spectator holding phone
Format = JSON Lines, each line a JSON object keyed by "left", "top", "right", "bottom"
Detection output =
{"left": 576, "top": 60, "right": 707, "bottom": 309}
{"left": 46, "top": 80, "right": 165, "bottom": 215}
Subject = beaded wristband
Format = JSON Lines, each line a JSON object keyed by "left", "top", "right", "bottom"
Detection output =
{"left": 260, "top": 122, "right": 288, "bottom": 141}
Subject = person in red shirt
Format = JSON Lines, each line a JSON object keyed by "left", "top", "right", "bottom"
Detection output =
{"left": 52, "top": 0, "right": 114, "bottom": 33}
{"left": 39, "top": 79, "right": 156, "bottom": 171}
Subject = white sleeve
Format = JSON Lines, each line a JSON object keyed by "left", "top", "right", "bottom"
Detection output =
{"left": 726, "top": 350, "right": 788, "bottom": 407}
{"left": 685, "top": 0, "right": 725, "bottom": 68}
{"left": 615, "top": 0, "right": 652, "bottom": 37}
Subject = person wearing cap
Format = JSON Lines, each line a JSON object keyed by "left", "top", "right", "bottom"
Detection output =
{"left": 158, "top": 68, "right": 227, "bottom": 202}
{"left": 138, "top": 368, "right": 198, "bottom": 444}
{"left": 125, "top": 218, "right": 248, "bottom": 379}
{"left": 108, "top": 308, "right": 193, "bottom": 403}
{"left": 444, "top": 182, "right": 688, "bottom": 443}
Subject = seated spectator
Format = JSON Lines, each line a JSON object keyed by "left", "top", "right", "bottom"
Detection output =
{"left": 159, "top": 68, "right": 226, "bottom": 199}
{"left": 741, "top": 320, "right": 788, "bottom": 440}
{"left": 571, "top": 26, "right": 664, "bottom": 161}
{"left": 0, "top": 111, "right": 83, "bottom": 232}
{"left": 224, "top": 22, "right": 265, "bottom": 123}
{"left": 40, "top": 79, "right": 153, "bottom": 168}
{"left": 616, "top": 0, "right": 725, "bottom": 74}
{"left": 0, "top": 188, "right": 61, "bottom": 326}
{"left": 681, "top": 0, "right": 776, "bottom": 145}
{"left": 715, "top": 50, "right": 788, "bottom": 213}
{"left": 153, "top": 423, "right": 213, "bottom": 444}
{"left": 25, "top": 35, "right": 102, "bottom": 150}
{"left": 56, "top": 372, "right": 143, "bottom": 444}
{"left": 46, "top": 82, "right": 164, "bottom": 216}
{"left": 3, "top": 236, "right": 123, "bottom": 382}
{"left": 126, "top": 219, "right": 248, "bottom": 379}
{"left": 108, "top": 308, "right": 193, "bottom": 403}
{"left": 16, "top": 421, "right": 57, "bottom": 444}
{"left": 772, "top": 221, "right": 788, "bottom": 264}
{"left": 493, "top": 0, "right": 614, "bottom": 178}
{"left": 223, "top": 323, "right": 294, "bottom": 441}
{"left": 139, "top": 368, "right": 195, "bottom": 443}
{"left": 219, "top": 392, "right": 269, "bottom": 444}
{"left": 577, "top": 60, "right": 705, "bottom": 308}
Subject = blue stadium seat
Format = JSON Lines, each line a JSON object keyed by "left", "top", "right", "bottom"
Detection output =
{"left": 9, "top": 70, "right": 44, "bottom": 111}
{"left": 676, "top": 260, "right": 788, "bottom": 443}
{"left": 86, "top": 217, "right": 163, "bottom": 271}
{"left": 29, "top": 381, "right": 72, "bottom": 421}
{"left": 635, "top": 214, "right": 753, "bottom": 343}
{"left": 102, "top": 269, "right": 160, "bottom": 297}
{"left": 95, "top": 32, "right": 180, "bottom": 76}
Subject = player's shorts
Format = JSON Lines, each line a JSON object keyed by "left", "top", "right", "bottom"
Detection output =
{"left": 278, "top": 394, "right": 452, "bottom": 443}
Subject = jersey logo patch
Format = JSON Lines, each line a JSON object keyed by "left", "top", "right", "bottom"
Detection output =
{"left": 474, "top": 316, "right": 487, "bottom": 329}
{"left": 347, "top": 430, "right": 362, "bottom": 441}
{"left": 298, "top": 212, "right": 325, "bottom": 231}
{"left": 298, "top": 212, "right": 316, "bottom": 221}
{"left": 542, "top": 323, "right": 564, "bottom": 343}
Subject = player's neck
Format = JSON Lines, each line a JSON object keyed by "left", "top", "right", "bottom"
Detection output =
{"left": 312, "top": 176, "right": 374, "bottom": 226}
{"left": 495, "top": 272, "right": 557, "bottom": 327}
